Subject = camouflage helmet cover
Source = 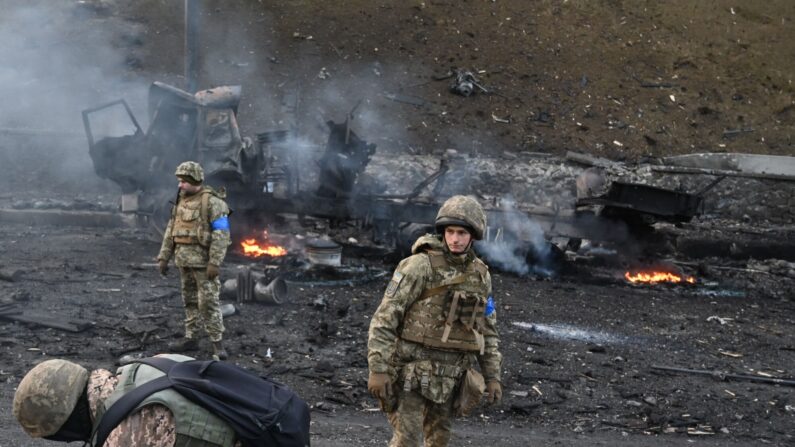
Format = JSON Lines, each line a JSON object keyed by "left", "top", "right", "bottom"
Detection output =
{"left": 435, "top": 195, "right": 486, "bottom": 240}
{"left": 13, "top": 359, "right": 89, "bottom": 438}
{"left": 175, "top": 161, "right": 204, "bottom": 184}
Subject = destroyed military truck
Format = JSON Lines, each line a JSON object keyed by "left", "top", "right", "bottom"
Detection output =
{"left": 82, "top": 82, "right": 569, "bottom": 272}
{"left": 83, "top": 82, "right": 260, "bottom": 227}
{"left": 82, "top": 82, "right": 410, "bottom": 242}
{"left": 83, "top": 81, "right": 713, "bottom": 275}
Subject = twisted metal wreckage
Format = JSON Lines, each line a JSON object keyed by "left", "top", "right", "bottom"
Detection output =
{"left": 82, "top": 82, "right": 786, "bottom": 272}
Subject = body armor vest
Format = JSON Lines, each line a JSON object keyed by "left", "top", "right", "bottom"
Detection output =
{"left": 400, "top": 250, "right": 490, "bottom": 353}
{"left": 97, "top": 355, "right": 236, "bottom": 447}
{"left": 171, "top": 189, "right": 212, "bottom": 246}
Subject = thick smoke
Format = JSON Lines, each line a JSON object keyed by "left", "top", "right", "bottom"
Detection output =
{"left": 475, "top": 197, "right": 557, "bottom": 277}
{"left": 0, "top": 1, "right": 150, "bottom": 195}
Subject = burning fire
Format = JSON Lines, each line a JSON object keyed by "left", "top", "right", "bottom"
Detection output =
{"left": 240, "top": 231, "right": 287, "bottom": 257}
{"left": 625, "top": 270, "right": 696, "bottom": 284}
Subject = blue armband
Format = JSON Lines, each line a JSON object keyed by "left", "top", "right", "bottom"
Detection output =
{"left": 485, "top": 295, "right": 495, "bottom": 316}
{"left": 211, "top": 215, "right": 230, "bottom": 231}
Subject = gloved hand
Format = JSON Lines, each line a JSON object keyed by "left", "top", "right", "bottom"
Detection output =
{"left": 485, "top": 381, "right": 502, "bottom": 404}
{"left": 367, "top": 372, "right": 391, "bottom": 401}
{"left": 206, "top": 264, "right": 220, "bottom": 280}
{"left": 158, "top": 259, "right": 169, "bottom": 276}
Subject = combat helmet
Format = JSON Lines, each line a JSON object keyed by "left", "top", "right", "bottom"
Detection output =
{"left": 435, "top": 195, "right": 486, "bottom": 240}
{"left": 13, "top": 359, "right": 89, "bottom": 438}
{"left": 175, "top": 161, "right": 204, "bottom": 184}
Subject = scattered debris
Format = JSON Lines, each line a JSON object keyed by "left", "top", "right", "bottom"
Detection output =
{"left": 0, "top": 311, "right": 93, "bottom": 333}
{"left": 233, "top": 268, "right": 290, "bottom": 304}
{"left": 383, "top": 92, "right": 426, "bottom": 108}
{"left": 0, "top": 267, "right": 23, "bottom": 282}
{"left": 661, "top": 153, "right": 795, "bottom": 178}
{"left": 722, "top": 128, "right": 755, "bottom": 138}
{"left": 718, "top": 349, "right": 743, "bottom": 358}
{"left": 651, "top": 365, "right": 795, "bottom": 387}
{"left": 0, "top": 208, "right": 138, "bottom": 228}
{"left": 220, "top": 303, "right": 237, "bottom": 317}
{"left": 513, "top": 321, "right": 629, "bottom": 345}
{"left": 706, "top": 316, "right": 733, "bottom": 325}
{"left": 449, "top": 69, "right": 488, "bottom": 97}
{"left": 491, "top": 113, "right": 510, "bottom": 124}
{"left": 305, "top": 239, "right": 342, "bottom": 267}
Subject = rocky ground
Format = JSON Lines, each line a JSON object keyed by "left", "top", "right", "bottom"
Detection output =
{"left": 0, "top": 199, "right": 794, "bottom": 446}
{"left": 1, "top": 1, "right": 795, "bottom": 446}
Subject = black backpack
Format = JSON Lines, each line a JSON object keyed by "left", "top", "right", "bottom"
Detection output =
{"left": 93, "top": 357, "right": 311, "bottom": 447}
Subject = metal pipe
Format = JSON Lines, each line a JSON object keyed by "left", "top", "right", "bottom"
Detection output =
{"left": 652, "top": 365, "right": 795, "bottom": 387}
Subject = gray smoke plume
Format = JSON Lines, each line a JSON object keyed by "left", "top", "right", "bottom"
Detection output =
{"left": 0, "top": 1, "right": 150, "bottom": 195}
{"left": 475, "top": 197, "right": 557, "bottom": 277}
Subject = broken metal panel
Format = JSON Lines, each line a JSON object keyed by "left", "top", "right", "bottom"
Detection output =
{"left": 577, "top": 181, "right": 704, "bottom": 223}
{"left": 0, "top": 311, "right": 92, "bottom": 333}
{"left": 662, "top": 153, "right": 795, "bottom": 177}
{"left": 316, "top": 120, "right": 377, "bottom": 198}
{"left": 149, "top": 82, "right": 242, "bottom": 116}
{"left": 148, "top": 81, "right": 199, "bottom": 115}
{"left": 82, "top": 99, "right": 143, "bottom": 148}
{"left": 0, "top": 208, "right": 139, "bottom": 228}
{"left": 194, "top": 85, "right": 242, "bottom": 109}
{"left": 198, "top": 106, "right": 250, "bottom": 190}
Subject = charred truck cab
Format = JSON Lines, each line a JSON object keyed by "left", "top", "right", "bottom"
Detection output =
{"left": 83, "top": 82, "right": 258, "bottom": 229}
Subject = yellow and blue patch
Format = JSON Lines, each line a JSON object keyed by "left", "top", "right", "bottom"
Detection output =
{"left": 385, "top": 271, "right": 404, "bottom": 297}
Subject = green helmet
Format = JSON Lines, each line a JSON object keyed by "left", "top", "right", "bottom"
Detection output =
{"left": 435, "top": 195, "right": 486, "bottom": 240}
{"left": 175, "top": 161, "right": 204, "bottom": 184}
{"left": 13, "top": 359, "right": 89, "bottom": 438}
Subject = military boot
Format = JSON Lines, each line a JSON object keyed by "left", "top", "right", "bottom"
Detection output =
{"left": 212, "top": 341, "right": 228, "bottom": 361}
{"left": 168, "top": 337, "right": 199, "bottom": 352}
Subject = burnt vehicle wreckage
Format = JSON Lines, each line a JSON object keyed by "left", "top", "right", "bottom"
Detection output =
{"left": 79, "top": 81, "right": 755, "bottom": 276}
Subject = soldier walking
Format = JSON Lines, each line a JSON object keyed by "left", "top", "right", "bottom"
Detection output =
{"left": 157, "top": 161, "right": 231, "bottom": 360}
{"left": 367, "top": 195, "right": 503, "bottom": 447}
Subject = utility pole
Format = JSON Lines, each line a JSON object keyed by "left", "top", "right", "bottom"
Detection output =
{"left": 185, "top": 0, "right": 200, "bottom": 93}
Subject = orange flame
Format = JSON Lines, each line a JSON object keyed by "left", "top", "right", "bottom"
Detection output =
{"left": 625, "top": 270, "right": 696, "bottom": 284}
{"left": 240, "top": 233, "right": 287, "bottom": 258}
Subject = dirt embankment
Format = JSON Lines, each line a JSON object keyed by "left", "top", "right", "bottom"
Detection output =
{"left": 118, "top": 0, "right": 795, "bottom": 160}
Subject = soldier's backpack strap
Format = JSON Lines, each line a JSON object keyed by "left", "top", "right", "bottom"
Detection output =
{"left": 200, "top": 189, "right": 211, "bottom": 224}
{"left": 418, "top": 275, "right": 466, "bottom": 300}
{"left": 471, "top": 259, "right": 488, "bottom": 277}
{"left": 441, "top": 290, "right": 465, "bottom": 343}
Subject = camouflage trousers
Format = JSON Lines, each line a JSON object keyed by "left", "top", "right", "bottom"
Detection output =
{"left": 178, "top": 267, "right": 224, "bottom": 342}
{"left": 385, "top": 341, "right": 473, "bottom": 447}
{"left": 387, "top": 387, "right": 455, "bottom": 447}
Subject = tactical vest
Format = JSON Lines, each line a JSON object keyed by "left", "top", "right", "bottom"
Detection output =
{"left": 400, "top": 250, "right": 490, "bottom": 354}
{"left": 171, "top": 189, "right": 213, "bottom": 247}
{"left": 96, "top": 355, "right": 237, "bottom": 447}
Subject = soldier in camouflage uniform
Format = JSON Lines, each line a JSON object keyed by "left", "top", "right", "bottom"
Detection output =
{"left": 157, "top": 161, "right": 232, "bottom": 360}
{"left": 368, "top": 195, "right": 503, "bottom": 447}
{"left": 13, "top": 356, "right": 242, "bottom": 446}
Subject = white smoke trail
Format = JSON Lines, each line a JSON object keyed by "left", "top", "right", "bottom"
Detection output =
{"left": 476, "top": 196, "right": 557, "bottom": 277}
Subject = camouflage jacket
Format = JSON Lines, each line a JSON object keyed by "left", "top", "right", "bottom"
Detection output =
{"left": 367, "top": 234, "right": 502, "bottom": 383}
{"left": 157, "top": 186, "right": 231, "bottom": 268}
{"left": 88, "top": 369, "right": 242, "bottom": 447}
